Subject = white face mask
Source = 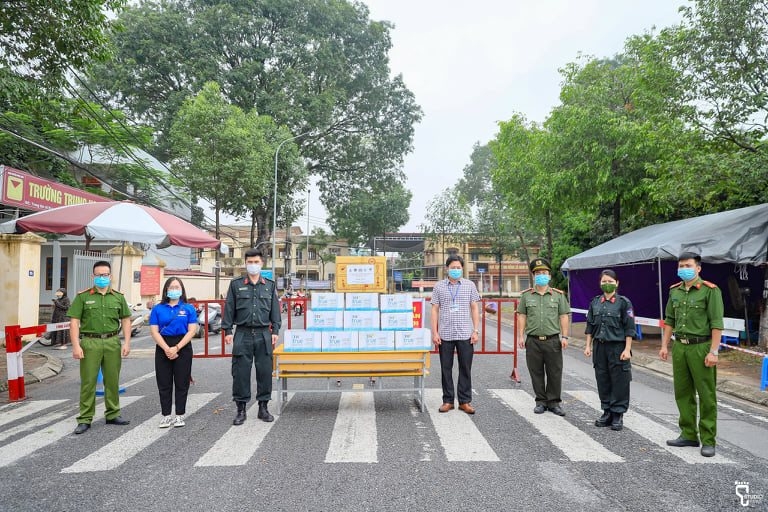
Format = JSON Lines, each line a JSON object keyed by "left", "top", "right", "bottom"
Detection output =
{"left": 246, "top": 263, "right": 262, "bottom": 275}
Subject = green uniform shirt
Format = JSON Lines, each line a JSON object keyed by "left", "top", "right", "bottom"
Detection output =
{"left": 221, "top": 275, "right": 281, "bottom": 334}
{"left": 664, "top": 277, "right": 724, "bottom": 337}
{"left": 66, "top": 287, "right": 131, "bottom": 334}
{"left": 517, "top": 287, "right": 570, "bottom": 336}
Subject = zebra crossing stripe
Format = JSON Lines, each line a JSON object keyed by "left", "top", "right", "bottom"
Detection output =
{"left": 424, "top": 389, "right": 500, "bottom": 462}
{"left": 492, "top": 389, "right": 624, "bottom": 463}
{"left": 565, "top": 390, "right": 733, "bottom": 465}
{"left": 0, "top": 399, "right": 68, "bottom": 428}
{"left": 325, "top": 392, "right": 378, "bottom": 463}
{"left": 0, "top": 396, "right": 143, "bottom": 468}
{"left": 61, "top": 393, "right": 218, "bottom": 473}
{"left": 195, "top": 392, "right": 292, "bottom": 467}
{"left": 0, "top": 410, "right": 70, "bottom": 443}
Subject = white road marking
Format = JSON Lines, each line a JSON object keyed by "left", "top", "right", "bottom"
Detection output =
{"left": 566, "top": 390, "right": 733, "bottom": 464}
{"left": 119, "top": 371, "right": 156, "bottom": 388}
{"left": 195, "top": 393, "right": 292, "bottom": 467}
{"left": 492, "top": 388, "right": 624, "bottom": 463}
{"left": 0, "top": 396, "right": 143, "bottom": 468}
{"left": 424, "top": 388, "right": 500, "bottom": 462}
{"left": 325, "top": 392, "right": 378, "bottom": 463}
{"left": 61, "top": 393, "right": 218, "bottom": 473}
{"left": 0, "top": 410, "right": 71, "bottom": 443}
{"left": 0, "top": 399, "right": 68, "bottom": 428}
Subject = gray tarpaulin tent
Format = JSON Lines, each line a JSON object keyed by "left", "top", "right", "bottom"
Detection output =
{"left": 562, "top": 204, "right": 768, "bottom": 337}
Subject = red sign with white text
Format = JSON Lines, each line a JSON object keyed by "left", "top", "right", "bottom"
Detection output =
{"left": 0, "top": 166, "right": 109, "bottom": 212}
{"left": 412, "top": 298, "right": 424, "bottom": 328}
{"left": 140, "top": 266, "right": 162, "bottom": 296}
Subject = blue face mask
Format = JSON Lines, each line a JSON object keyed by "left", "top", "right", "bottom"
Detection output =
{"left": 534, "top": 274, "right": 551, "bottom": 287}
{"left": 167, "top": 290, "right": 182, "bottom": 300}
{"left": 94, "top": 276, "right": 110, "bottom": 288}
{"left": 677, "top": 268, "right": 696, "bottom": 282}
{"left": 447, "top": 268, "right": 463, "bottom": 280}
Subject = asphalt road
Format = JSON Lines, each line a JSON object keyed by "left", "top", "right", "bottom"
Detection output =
{"left": 1, "top": 314, "right": 767, "bottom": 512}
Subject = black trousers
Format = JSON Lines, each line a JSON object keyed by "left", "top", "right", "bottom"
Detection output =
{"left": 438, "top": 338, "right": 474, "bottom": 404}
{"left": 232, "top": 328, "right": 273, "bottom": 403}
{"left": 593, "top": 340, "right": 631, "bottom": 413}
{"left": 155, "top": 335, "right": 193, "bottom": 416}
{"left": 525, "top": 336, "right": 563, "bottom": 406}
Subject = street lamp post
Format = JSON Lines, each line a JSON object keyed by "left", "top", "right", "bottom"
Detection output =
{"left": 272, "top": 130, "right": 314, "bottom": 286}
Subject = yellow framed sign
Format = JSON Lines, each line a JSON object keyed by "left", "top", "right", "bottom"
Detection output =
{"left": 335, "top": 256, "right": 387, "bottom": 293}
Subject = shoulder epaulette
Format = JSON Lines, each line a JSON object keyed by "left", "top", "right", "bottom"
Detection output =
{"left": 702, "top": 280, "right": 718, "bottom": 288}
{"left": 521, "top": 288, "right": 533, "bottom": 294}
{"left": 109, "top": 288, "right": 124, "bottom": 295}
{"left": 551, "top": 288, "right": 565, "bottom": 294}
{"left": 670, "top": 281, "right": 683, "bottom": 289}
{"left": 77, "top": 287, "right": 92, "bottom": 295}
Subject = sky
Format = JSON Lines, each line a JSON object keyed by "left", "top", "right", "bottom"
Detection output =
{"left": 335, "top": 0, "right": 688, "bottom": 232}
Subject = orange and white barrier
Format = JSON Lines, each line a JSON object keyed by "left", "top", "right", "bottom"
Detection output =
{"left": 4, "top": 322, "right": 67, "bottom": 402}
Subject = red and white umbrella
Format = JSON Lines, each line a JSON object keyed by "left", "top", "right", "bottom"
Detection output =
{"left": 0, "top": 201, "right": 223, "bottom": 250}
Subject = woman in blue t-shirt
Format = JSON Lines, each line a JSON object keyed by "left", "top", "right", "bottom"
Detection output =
{"left": 149, "top": 277, "right": 198, "bottom": 428}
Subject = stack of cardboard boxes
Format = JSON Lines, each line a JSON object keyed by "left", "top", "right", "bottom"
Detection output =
{"left": 283, "top": 292, "right": 431, "bottom": 352}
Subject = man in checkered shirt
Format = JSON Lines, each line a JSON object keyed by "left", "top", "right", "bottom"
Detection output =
{"left": 430, "top": 254, "right": 481, "bottom": 414}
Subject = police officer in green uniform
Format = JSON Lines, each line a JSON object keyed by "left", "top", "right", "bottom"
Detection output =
{"left": 223, "top": 249, "right": 281, "bottom": 425}
{"left": 659, "top": 252, "right": 724, "bottom": 457}
{"left": 517, "top": 258, "right": 571, "bottom": 416}
{"left": 67, "top": 260, "right": 132, "bottom": 435}
{"left": 583, "top": 269, "right": 635, "bottom": 431}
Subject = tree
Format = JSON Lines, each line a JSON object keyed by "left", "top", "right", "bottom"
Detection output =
{"left": 86, "top": 0, "right": 421, "bottom": 230}
{"left": 310, "top": 227, "right": 338, "bottom": 281}
{"left": 421, "top": 187, "right": 472, "bottom": 267}
{"left": 0, "top": 0, "right": 124, "bottom": 82}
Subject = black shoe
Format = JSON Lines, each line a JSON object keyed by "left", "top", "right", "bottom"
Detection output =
{"left": 701, "top": 445, "right": 716, "bottom": 457}
{"left": 73, "top": 423, "right": 90, "bottom": 434}
{"left": 257, "top": 401, "right": 274, "bottom": 422}
{"left": 595, "top": 410, "right": 612, "bottom": 427}
{"left": 666, "top": 436, "right": 700, "bottom": 447}
{"left": 610, "top": 413, "right": 624, "bottom": 431}
{"left": 533, "top": 404, "right": 547, "bottom": 414}
{"left": 233, "top": 401, "right": 247, "bottom": 426}
{"left": 548, "top": 405, "right": 566, "bottom": 417}
{"left": 105, "top": 416, "right": 130, "bottom": 425}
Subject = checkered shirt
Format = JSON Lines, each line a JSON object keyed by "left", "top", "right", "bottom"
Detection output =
{"left": 431, "top": 278, "right": 481, "bottom": 340}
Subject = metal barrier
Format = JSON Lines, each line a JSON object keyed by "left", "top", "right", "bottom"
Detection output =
{"left": 4, "top": 322, "right": 52, "bottom": 401}
{"left": 191, "top": 299, "right": 227, "bottom": 358}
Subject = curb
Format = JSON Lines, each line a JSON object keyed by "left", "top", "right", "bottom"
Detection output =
{"left": 0, "top": 351, "right": 64, "bottom": 393}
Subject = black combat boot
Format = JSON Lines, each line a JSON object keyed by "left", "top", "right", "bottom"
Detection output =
{"left": 233, "top": 401, "right": 247, "bottom": 425}
{"left": 610, "top": 413, "right": 624, "bottom": 431}
{"left": 595, "top": 410, "right": 612, "bottom": 427}
{"left": 257, "top": 401, "right": 274, "bottom": 422}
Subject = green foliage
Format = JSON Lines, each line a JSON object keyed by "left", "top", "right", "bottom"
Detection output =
{"left": 87, "top": 0, "right": 421, "bottom": 229}
{"left": 0, "top": 0, "right": 124, "bottom": 82}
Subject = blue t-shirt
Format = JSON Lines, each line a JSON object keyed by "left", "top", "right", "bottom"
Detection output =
{"left": 149, "top": 302, "right": 198, "bottom": 336}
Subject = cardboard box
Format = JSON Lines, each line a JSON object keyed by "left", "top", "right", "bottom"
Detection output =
{"left": 344, "top": 310, "right": 380, "bottom": 331}
{"left": 283, "top": 330, "right": 322, "bottom": 352}
{"left": 380, "top": 294, "right": 412, "bottom": 312}
{"left": 380, "top": 311, "right": 414, "bottom": 331}
{"left": 358, "top": 330, "right": 395, "bottom": 351}
{"left": 306, "top": 310, "right": 345, "bottom": 331}
{"left": 310, "top": 292, "right": 345, "bottom": 311}
{"left": 395, "top": 329, "right": 432, "bottom": 351}
{"left": 321, "top": 331, "right": 359, "bottom": 352}
{"left": 345, "top": 292, "right": 379, "bottom": 311}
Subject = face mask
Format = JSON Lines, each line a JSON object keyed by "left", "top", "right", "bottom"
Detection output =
{"left": 600, "top": 283, "right": 617, "bottom": 294}
{"left": 94, "top": 276, "right": 110, "bottom": 288}
{"left": 447, "top": 268, "right": 463, "bottom": 280}
{"left": 534, "top": 274, "right": 550, "bottom": 287}
{"left": 55, "top": 292, "right": 63, "bottom": 298}
{"left": 677, "top": 268, "right": 696, "bottom": 282}
{"left": 167, "top": 290, "right": 182, "bottom": 300}
{"left": 246, "top": 263, "right": 262, "bottom": 275}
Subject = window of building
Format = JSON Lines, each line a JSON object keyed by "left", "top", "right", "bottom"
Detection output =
{"left": 308, "top": 249, "right": 317, "bottom": 260}
{"left": 45, "top": 257, "right": 68, "bottom": 291}
{"left": 470, "top": 252, "right": 480, "bottom": 261}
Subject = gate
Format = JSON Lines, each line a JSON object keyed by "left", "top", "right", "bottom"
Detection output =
{"left": 73, "top": 250, "right": 105, "bottom": 291}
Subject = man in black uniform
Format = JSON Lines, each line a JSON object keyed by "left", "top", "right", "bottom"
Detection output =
{"left": 223, "top": 249, "right": 281, "bottom": 424}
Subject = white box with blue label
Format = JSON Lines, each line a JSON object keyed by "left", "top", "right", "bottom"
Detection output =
{"left": 321, "top": 330, "right": 359, "bottom": 352}
{"left": 380, "top": 294, "right": 413, "bottom": 312}
{"left": 380, "top": 311, "right": 414, "bottom": 330}
{"left": 344, "top": 310, "right": 380, "bottom": 331}
{"left": 306, "top": 310, "right": 345, "bottom": 331}
{"left": 345, "top": 292, "right": 379, "bottom": 311}
{"left": 283, "top": 330, "right": 322, "bottom": 352}
{"left": 358, "top": 330, "right": 395, "bottom": 351}
{"left": 310, "top": 292, "right": 345, "bottom": 311}
{"left": 395, "top": 328, "right": 432, "bottom": 350}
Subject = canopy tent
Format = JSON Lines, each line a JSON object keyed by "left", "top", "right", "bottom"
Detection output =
{"left": 562, "top": 204, "right": 768, "bottom": 338}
